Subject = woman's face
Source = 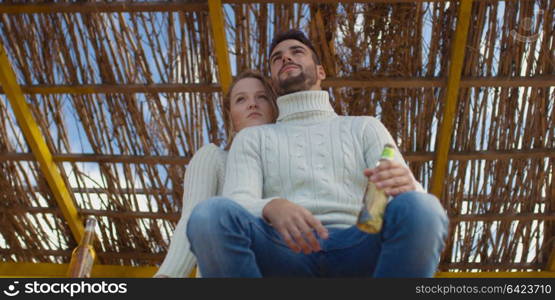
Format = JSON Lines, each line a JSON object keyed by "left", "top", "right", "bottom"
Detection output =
{"left": 229, "top": 77, "right": 275, "bottom": 132}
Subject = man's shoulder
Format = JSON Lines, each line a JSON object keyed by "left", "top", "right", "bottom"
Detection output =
{"left": 234, "top": 124, "right": 276, "bottom": 141}
{"left": 332, "top": 116, "right": 388, "bottom": 136}
{"left": 334, "top": 115, "right": 381, "bottom": 125}
{"left": 240, "top": 123, "right": 276, "bottom": 133}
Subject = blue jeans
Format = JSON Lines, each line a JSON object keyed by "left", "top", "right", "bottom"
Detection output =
{"left": 187, "top": 191, "right": 449, "bottom": 277}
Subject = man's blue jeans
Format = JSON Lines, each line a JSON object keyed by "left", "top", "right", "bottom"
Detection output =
{"left": 187, "top": 191, "right": 449, "bottom": 277}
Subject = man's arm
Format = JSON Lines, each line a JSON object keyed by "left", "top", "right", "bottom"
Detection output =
{"left": 223, "top": 128, "right": 328, "bottom": 254}
{"left": 362, "top": 118, "right": 425, "bottom": 196}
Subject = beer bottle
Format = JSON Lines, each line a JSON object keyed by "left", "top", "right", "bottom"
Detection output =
{"left": 67, "top": 217, "right": 97, "bottom": 278}
{"left": 356, "top": 143, "right": 395, "bottom": 233}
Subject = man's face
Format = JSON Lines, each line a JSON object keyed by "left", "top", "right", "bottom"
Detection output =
{"left": 269, "top": 39, "right": 325, "bottom": 96}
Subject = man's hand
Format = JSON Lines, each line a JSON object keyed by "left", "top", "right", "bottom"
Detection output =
{"left": 262, "top": 198, "right": 329, "bottom": 254}
{"left": 363, "top": 160, "right": 418, "bottom": 196}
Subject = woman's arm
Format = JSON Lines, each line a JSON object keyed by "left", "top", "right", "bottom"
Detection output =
{"left": 155, "top": 144, "right": 225, "bottom": 277}
{"left": 222, "top": 127, "right": 280, "bottom": 218}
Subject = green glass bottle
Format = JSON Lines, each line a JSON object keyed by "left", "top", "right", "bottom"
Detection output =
{"left": 356, "top": 143, "right": 395, "bottom": 233}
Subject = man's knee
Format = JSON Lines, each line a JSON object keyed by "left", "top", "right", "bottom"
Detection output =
{"left": 387, "top": 191, "right": 449, "bottom": 231}
{"left": 187, "top": 197, "right": 238, "bottom": 237}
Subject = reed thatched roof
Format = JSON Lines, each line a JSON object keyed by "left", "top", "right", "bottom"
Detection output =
{"left": 0, "top": 0, "right": 553, "bottom": 276}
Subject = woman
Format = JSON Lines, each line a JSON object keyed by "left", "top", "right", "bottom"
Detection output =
{"left": 155, "top": 70, "right": 278, "bottom": 277}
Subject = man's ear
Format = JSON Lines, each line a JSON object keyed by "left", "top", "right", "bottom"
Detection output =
{"left": 317, "top": 65, "right": 326, "bottom": 81}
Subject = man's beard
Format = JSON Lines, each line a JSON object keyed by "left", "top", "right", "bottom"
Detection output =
{"left": 276, "top": 65, "right": 317, "bottom": 96}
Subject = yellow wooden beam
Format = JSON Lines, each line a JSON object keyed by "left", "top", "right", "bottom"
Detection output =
{"left": 548, "top": 161, "right": 555, "bottom": 271}
{"left": 1, "top": 262, "right": 553, "bottom": 278}
{"left": 0, "top": 262, "right": 157, "bottom": 278}
{"left": 548, "top": 251, "right": 555, "bottom": 272}
{"left": 208, "top": 0, "right": 233, "bottom": 95}
{"left": 91, "top": 265, "right": 157, "bottom": 278}
{"left": 1, "top": 262, "right": 552, "bottom": 278}
{"left": 0, "top": 43, "right": 85, "bottom": 242}
{"left": 430, "top": 0, "right": 474, "bottom": 198}
{"left": 436, "top": 271, "right": 555, "bottom": 278}
{"left": 0, "top": 76, "right": 551, "bottom": 96}
{"left": 0, "top": 2, "right": 207, "bottom": 13}
{"left": 0, "top": 0, "right": 503, "bottom": 14}
{"left": 0, "top": 83, "right": 220, "bottom": 95}
{"left": 2, "top": 148, "right": 555, "bottom": 164}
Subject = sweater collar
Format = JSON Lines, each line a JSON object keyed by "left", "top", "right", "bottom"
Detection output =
{"left": 276, "top": 90, "right": 336, "bottom": 123}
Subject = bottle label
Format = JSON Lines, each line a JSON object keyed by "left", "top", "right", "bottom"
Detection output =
{"left": 357, "top": 182, "right": 388, "bottom": 233}
{"left": 68, "top": 247, "right": 95, "bottom": 278}
{"left": 80, "top": 253, "right": 94, "bottom": 278}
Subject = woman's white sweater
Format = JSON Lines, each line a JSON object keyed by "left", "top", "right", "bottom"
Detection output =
{"left": 155, "top": 143, "right": 227, "bottom": 277}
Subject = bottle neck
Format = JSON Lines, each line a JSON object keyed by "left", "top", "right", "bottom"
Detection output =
{"left": 376, "top": 157, "right": 392, "bottom": 167}
{"left": 80, "top": 218, "right": 96, "bottom": 246}
{"left": 80, "top": 229, "right": 94, "bottom": 246}
{"left": 80, "top": 230, "right": 94, "bottom": 245}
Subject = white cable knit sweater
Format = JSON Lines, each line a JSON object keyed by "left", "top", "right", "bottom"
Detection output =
{"left": 155, "top": 143, "right": 227, "bottom": 277}
{"left": 223, "top": 90, "right": 423, "bottom": 228}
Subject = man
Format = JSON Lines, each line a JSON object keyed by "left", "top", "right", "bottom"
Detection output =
{"left": 187, "top": 30, "right": 448, "bottom": 277}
